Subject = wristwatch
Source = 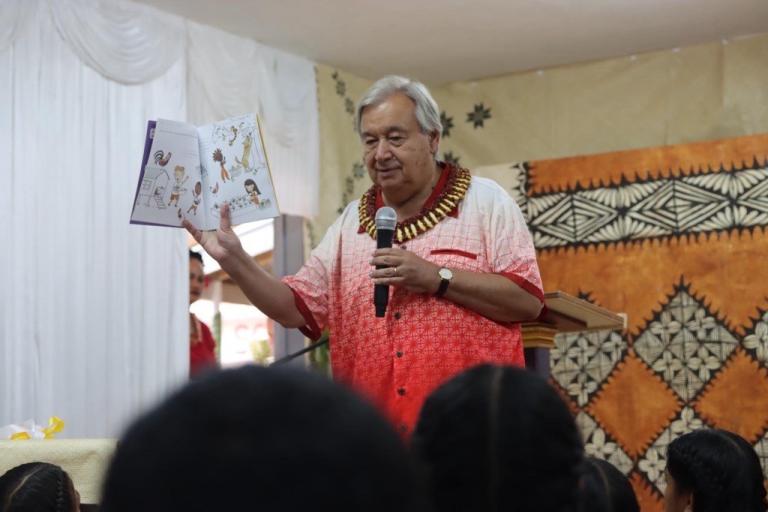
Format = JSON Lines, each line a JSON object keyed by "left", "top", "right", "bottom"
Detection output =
{"left": 434, "top": 267, "right": 453, "bottom": 298}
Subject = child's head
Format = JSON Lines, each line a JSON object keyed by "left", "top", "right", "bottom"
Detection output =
{"left": 665, "top": 428, "right": 767, "bottom": 512}
{"left": 0, "top": 462, "right": 80, "bottom": 512}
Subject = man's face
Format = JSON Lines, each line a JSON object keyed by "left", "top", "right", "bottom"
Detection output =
{"left": 189, "top": 258, "right": 205, "bottom": 305}
{"left": 360, "top": 93, "right": 439, "bottom": 198}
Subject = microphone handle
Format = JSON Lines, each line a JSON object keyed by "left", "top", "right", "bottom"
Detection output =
{"left": 374, "top": 228, "right": 394, "bottom": 317}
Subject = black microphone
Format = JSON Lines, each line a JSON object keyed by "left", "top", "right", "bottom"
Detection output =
{"left": 374, "top": 207, "right": 397, "bottom": 317}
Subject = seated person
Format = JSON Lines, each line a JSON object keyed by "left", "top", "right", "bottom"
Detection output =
{"left": 0, "top": 462, "right": 80, "bottom": 512}
{"left": 412, "top": 364, "right": 585, "bottom": 512}
{"left": 189, "top": 250, "right": 217, "bottom": 377}
{"left": 578, "top": 456, "right": 639, "bottom": 512}
{"left": 665, "top": 428, "right": 767, "bottom": 512}
{"left": 100, "top": 365, "right": 427, "bottom": 512}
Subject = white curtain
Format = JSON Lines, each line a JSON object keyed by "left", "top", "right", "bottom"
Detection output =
{"left": 0, "top": 0, "right": 189, "bottom": 438}
{"left": 0, "top": 0, "right": 320, "bottom": 438}
{"left": 187, "top": 21, "right": 319, "bottom": 218}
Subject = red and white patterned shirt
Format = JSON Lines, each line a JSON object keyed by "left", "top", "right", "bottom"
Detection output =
{"left": 283, "top": 171, "right": 543, "bottom": 435}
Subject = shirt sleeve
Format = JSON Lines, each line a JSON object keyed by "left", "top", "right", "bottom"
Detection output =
{"left": 281, "top": 215, "right": 343, "bottom": 340}
{"left": 488, "top": 186, "right": 544, "bottom": 303}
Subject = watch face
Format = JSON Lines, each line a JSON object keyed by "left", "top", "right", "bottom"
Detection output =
{"left": 438, "top": 268, "right": 453, "bottom": 280}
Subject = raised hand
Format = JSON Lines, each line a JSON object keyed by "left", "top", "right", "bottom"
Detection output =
{"left": 183, "top": 203, "right": 244, "bottom": 267}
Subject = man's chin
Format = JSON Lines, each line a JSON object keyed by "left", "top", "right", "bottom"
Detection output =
{"left": 376, "top": 170, "right": 403, "bottom": 186}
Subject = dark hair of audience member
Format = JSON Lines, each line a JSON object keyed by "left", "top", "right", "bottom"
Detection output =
{"left": 578, "top": 456, "right": 639, "bottom": 512}
{"left": 0, "top": 462, "right": 79, "bottom": 512}
{"left": 665, "top": 428, "right": 767, "bottom": 512}
{"left": 189, "top": 249, "right": 203, "bottom": 265}
{"left": 412, "top": 364, "right": 584, "bottom": 512}
{"left": 101, "top": 365, "right": 428, "bottom": 512}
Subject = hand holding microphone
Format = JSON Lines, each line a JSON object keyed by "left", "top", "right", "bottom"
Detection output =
{"left": 373, "top": 207, "right": 397, "bottom": 317}
{"left": 370, "top": 207, "right": 443, "bottom": 317}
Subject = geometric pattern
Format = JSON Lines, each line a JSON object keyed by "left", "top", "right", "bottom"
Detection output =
{"left": 527, "top": 135, "right": 768, "bottom": 511}
{"left": 585, "top": 352, "right": 681, "bottom": 459}
{"left": 636, "top": 406, "right": 706, "bottom": 494}
{"left": 744, "top": 310, "right": 768, "bottom": 364}
{"left": 577, "top": 410, "right": 634, "bottom": 475}
{"left": 551, "top": 329, "right": 627, "bottom": 407}
{"left": 549, "top": 278, "right": 768, "bottom": 510}
{"left": 692, "top": 348, "right": 768, "bottom": 443}
{"left": 634, "top": 281, "right": 739, "bottom": 401}
{"left": 527, "top": 161, "right": 768, "bottom": 249}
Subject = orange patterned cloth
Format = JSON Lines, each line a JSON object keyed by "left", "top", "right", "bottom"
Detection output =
{"left": 284, "top": 166, "right": 543, "bottom": 434}
{"left": 528, "top": 134, "right": 768, "bottom": 511}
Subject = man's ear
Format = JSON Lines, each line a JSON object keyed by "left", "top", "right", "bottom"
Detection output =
{"left": 428, "top": 130, "right": 440, "bottom": 155}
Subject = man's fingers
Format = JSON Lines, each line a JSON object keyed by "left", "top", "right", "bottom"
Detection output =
{"left": 220, "top": 203, "right": 232, "bottom": 231}
{"left": 371, "top": 277, "right": 405, "bottom": 286}
{"left": 182, "top": 219, "right": 202, "bottom": 242}
{"left": 372, "top": 247, "right": 405, "bottom": 257}
{"left": 370, "top": 255, "right": 400, "bottom": 267}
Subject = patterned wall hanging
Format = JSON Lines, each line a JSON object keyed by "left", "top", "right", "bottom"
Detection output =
{"left": 515, "top": 134, "right": 768, "bottom": 511}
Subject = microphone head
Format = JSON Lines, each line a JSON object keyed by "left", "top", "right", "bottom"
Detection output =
{"left": 375, "top": 207, "right": 397, "bottom": 231}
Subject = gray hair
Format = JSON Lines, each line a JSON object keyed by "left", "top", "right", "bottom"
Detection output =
{"left": 355, "top": 76, "right": 442, "bottom": 137}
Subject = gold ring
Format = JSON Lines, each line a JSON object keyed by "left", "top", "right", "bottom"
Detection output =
{"left": 393, "top": 266, "right": 399, "bottom": 276}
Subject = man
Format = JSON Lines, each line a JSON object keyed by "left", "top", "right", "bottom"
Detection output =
{"left": 184, "top": 76, "right": 544, "bottom": 435}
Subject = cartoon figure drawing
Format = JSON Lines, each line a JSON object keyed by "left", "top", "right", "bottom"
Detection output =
{"left": 236, "top": 134, "right": 253, "bottom": 170}
{"left": 212, "top": 149, "right": 230, "bottom": 182}
{"left": 228, "top": 126, "right": 238, "bottom": 146}
{"left": 168, "top": 165, "right": 188, "bottom": 207}
{"left": 210, "top": 182, "right": 219, "bottom": 195}
{"left": 244, "top": 178, "right": 261, "bottom": 206}
{"left": 187, "top": 181, "right": 202, "bottom": 215}
{"left": 153, "top": 150, "right": 172, "bottom": 166}
{"left": 152, "top": 185, "right": 166, "bottom": 208}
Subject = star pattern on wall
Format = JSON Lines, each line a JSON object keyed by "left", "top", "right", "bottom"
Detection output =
{"left": 466, "top": 103, "right": 491, "bottom": 128}
{"left": 440, "top": 111, "right": 454, "bottom": 137}
{"left": 443, "top": 151, "right": 461, "bottom": 166}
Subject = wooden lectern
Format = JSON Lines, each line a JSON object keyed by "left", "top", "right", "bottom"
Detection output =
{"left": 522, "top": 291, "right": 625, "bottom": 376}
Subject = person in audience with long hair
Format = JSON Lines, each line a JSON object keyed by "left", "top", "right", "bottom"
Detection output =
{"left": 578, "top": 456, "right": 639, "bottom": 512}
{"left": 664, "top": 428, "right": 767, "bottom": 512}
{"left": 412, "top": 364, "right": 584, "bottom": 512}
{"left": 0, "top": 462, "right": 80, "bottom": 512}
{"left": 101, "top": 365, "right": 428, "bottom": 512}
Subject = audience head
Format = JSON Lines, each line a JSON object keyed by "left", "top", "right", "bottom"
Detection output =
{"left": 578, "top": 456, "right": 639, "bottom": 512}
{"left": 0, "top": 462, "right": 80, "bottom": 512}
{"left": 665, "top": 428, "right": 767, "bottom": 512}
{"left": 101, "top": 365, "right": 427, "bottom": 512}
{"left": 412, "top": 364, "right": 584, "bottom": 512}
{"left": 188, "top": 249, "right": 204, "bottom": 305}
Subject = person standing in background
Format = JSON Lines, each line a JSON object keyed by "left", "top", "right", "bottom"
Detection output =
{"left": 189, "top": 250, "right": 218, "bottom": 377}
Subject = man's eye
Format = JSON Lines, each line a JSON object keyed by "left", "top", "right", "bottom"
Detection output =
{"left": 389, "top": 137, "right": 404, "bottom": 144}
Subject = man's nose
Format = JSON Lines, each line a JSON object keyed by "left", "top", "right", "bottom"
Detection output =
{"left": 374, "top": 139, "right": 392, "bottom": 161}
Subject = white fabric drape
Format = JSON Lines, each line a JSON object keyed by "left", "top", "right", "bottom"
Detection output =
{"left": 49, "top": 0, "right": 184, "bottom": 85}
{"left": 187, "top": 21, "right": 319, "bottom": 218}
{"left": 1, "top": 0, "right": 320, "bottom": 438}
{"left": 0, "top": 0, "right": 189, "bottom": 438}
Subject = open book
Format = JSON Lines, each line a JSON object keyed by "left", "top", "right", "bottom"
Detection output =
{"left": 130, "top": 113, "right": 279, "bottom": 229}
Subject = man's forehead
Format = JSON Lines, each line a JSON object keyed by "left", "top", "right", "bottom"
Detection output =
{"left": 360, "top": 123, "right": 409, "bottom": 136}
{"left": 360, "top": 95, "right": 418, "bottom": 132}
